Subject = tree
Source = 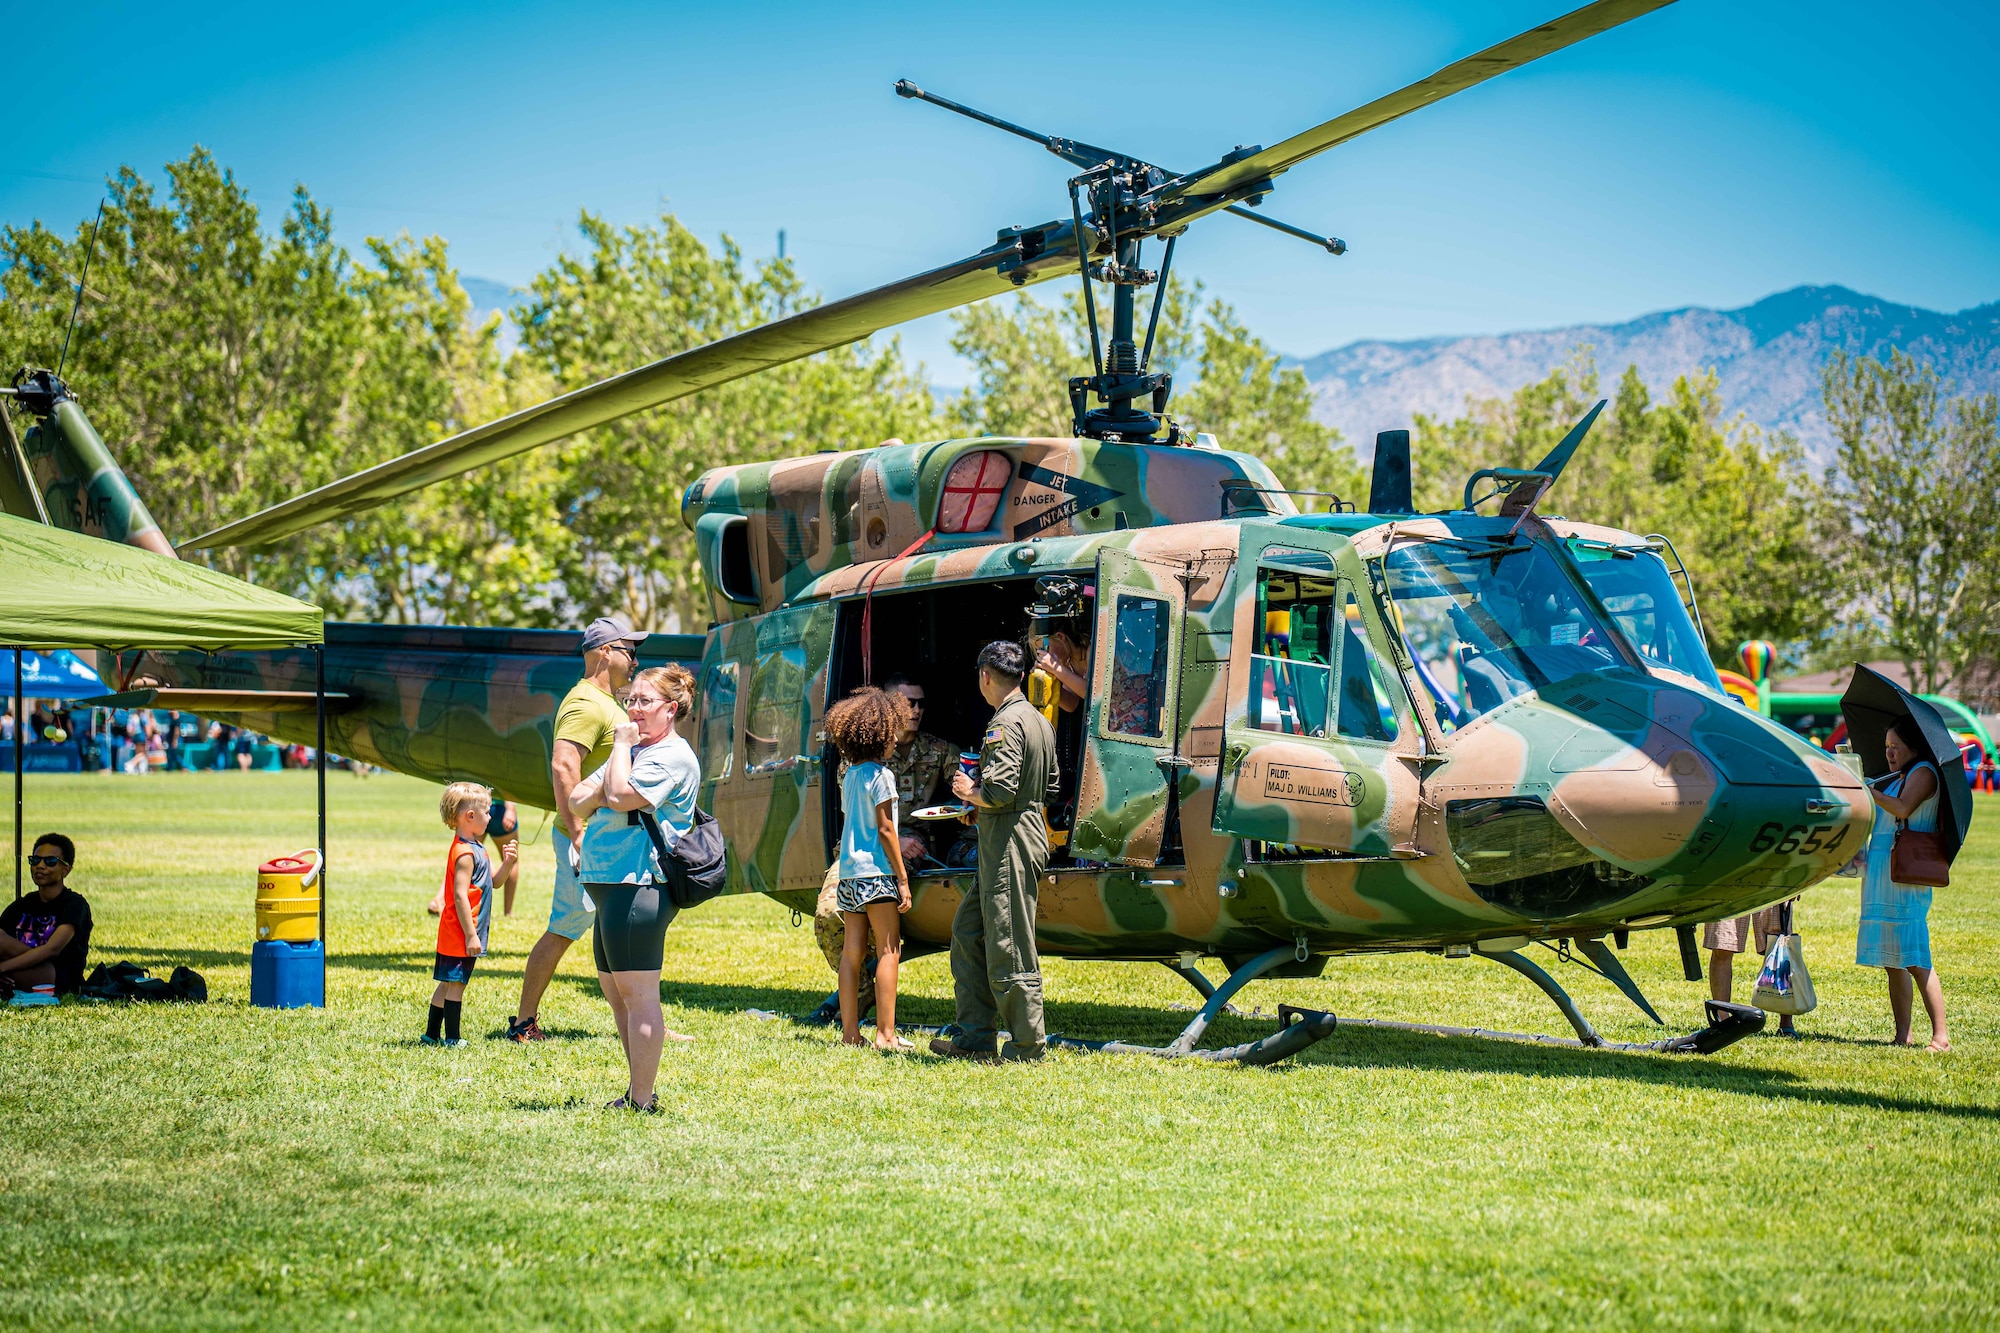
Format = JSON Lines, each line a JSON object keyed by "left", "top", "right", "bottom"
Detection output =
{"left": 1823, "top": 349, "right": 2000, "bottom": 699}
{"left": 1412, "top": 353, "right": 1836, "bottom": 659}
{"left": 0, "top": 151, "right": 554, "bottom": 622}
{"left": 947, "top": 277, "right": 1199, "bottom": 440}
{"left": 516, "top": 212, "right": 940, "bottom": 631}
{"left": 1174, "top": 298, "right": 1361, "bottom": 506}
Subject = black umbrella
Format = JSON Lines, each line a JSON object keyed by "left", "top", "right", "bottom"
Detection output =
{"left": 1840, "top": 664, "right": 1975, "bottom": 866}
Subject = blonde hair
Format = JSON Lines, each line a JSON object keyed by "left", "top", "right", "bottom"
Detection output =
{"left": 632, "top": 664, "right": 696, "bottom": 719}
{"left": 440, "top": 781, "right": 491, "bottom": 827}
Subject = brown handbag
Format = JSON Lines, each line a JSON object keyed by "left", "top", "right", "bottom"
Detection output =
{"left": 1890, "top": 824, "right": 1950, "bottom": 888}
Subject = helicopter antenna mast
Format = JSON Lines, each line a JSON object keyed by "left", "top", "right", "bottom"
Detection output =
{"left": 57, "top": 197, "right": 107, "bottom": 380}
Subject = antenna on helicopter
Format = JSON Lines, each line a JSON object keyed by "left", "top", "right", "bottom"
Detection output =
{"left": 56, "top": 197, "right": 107, "bottom": 380}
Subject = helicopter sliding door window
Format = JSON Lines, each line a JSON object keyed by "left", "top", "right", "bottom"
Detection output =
{"left": 1070, "top": 549, "right": 1185, "bottom": 867}
{"left": 1213, "top": 523, "right": 1421, "bottom": 857}
{"left": 744, "top": 641, "right": 809, "bottom": 777}
{"left": 1104, "top": 594, "right": 1171, "bottom": 738}
{"left": 696, "top": 624, "right": 753, "bottom": 892}
{"left": 707, "top": 601, "right": 838, "bottom": 895}
{"left": 698, "top": 660, "right": 738, "bottom": 782}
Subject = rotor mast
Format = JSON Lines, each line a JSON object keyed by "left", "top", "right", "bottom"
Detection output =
{"left": 1068, "top": 167, "right": 1174, "bottom": 442}
{"left": 896, "top": 80, "right": 1341, "bottom": 444}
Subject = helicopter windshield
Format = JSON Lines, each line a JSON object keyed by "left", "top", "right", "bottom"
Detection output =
{"left": 1383, "top": 538, "right": 1633, "bottom": 732}
{"left": 1564, "top": 542, "right": 1725, "bottom": 694}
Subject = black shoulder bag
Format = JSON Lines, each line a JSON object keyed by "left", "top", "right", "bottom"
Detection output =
{"left": 636, "top": 806, "right": 729, "bottom": 909}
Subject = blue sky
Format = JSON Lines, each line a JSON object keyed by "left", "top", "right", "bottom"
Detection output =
{"left": 5, "top": 1, "right": 1996, "bottom": 384}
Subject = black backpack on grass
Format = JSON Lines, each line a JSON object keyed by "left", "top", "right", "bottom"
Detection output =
{"left": 80, "top": 961, "right": 207, "bottom": 1003}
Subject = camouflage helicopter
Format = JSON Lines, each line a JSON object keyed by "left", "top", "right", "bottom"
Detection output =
{"left": 4, "top": 0, "right": 1874, "bottom": 1063}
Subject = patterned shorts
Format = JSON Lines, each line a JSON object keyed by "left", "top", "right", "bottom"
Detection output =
{"left": 837, "top": 875, "right": 901, "bottom": 914}
{"left": 1703, "top": 904, "right": 1788, "bottom": 954}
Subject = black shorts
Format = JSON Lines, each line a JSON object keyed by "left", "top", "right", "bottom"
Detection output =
{"left": 589, "top": 883, "right": 678, "bottom": 973}
{"left": 433, "top": 953, "right": 477, "bottom": 984}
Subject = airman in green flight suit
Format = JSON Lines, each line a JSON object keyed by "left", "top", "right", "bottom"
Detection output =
{"left": 935, "top": 640, "right": 1059, "bottom": 1063}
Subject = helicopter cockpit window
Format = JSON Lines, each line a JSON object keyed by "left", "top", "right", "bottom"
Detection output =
{"left": 1250, "top": 560, "right": 1399, "bottom": 742}
{"left": 1105, "top": 594, "right": 1170, "bottom": 738}
{"left": 743, "top": 642, "right": 809, "bottom": 776}
{"left": 1335, "top": 586, "right": 1399, "bottom": 742}
{"left": 1567, "top": 544, "right": 1725, "bottom": 693}
{"left": 1384, "top": 540, "right": 1628, "bottom": 732}
{"left": 1251, "top": 562, "right": 1337, "bottom": 737}
{"left": 699, "top": 660, "right": 739, "bottom": 781}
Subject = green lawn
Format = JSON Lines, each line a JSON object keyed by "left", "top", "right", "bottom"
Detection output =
{"left": 4, "top": 771, "right": 1996, "bottom": 1330}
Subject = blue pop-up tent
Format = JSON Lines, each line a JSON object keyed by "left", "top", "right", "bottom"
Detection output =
{"left": 0, "top": 650, "right": 105, "bottom": 702}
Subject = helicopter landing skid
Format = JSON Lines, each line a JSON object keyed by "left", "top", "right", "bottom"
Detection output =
{"left": 1340, "top": 999, "right": 1765, "bottom": 1055}
{"left": 1473, "top": 948, "right": 1764, "bottom": 1052}
{"left": 762, "top": 945, "right": 1334, "bottom": 1065}
{"left": 1045, "top": 946, "right": 1338, "bottom": 1066}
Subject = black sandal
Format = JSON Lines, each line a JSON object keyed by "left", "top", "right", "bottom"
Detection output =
{"left": 605, "top": 1091, "right": 659, "bottom": 1114}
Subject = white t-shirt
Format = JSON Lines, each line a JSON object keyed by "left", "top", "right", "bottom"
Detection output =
{"left": 577, "top": 732, "right": 701, "bottom": 885}
{"left": 839, "top": 761, "right": 900, "bottom": 880}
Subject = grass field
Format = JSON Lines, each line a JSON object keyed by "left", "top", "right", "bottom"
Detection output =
{"left": 3, "top": 770, "right": 1996, "bottom": 1330}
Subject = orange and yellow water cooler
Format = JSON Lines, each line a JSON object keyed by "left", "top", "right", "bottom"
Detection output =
{"left": 251, "top": 850, "right": 324, "bottom": 1008}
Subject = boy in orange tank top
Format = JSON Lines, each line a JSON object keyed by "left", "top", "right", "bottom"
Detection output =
{"left": 426, "top": 783, "right": 495, "bottom": 1047}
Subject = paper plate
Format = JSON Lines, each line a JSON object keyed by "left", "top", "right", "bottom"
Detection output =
{"left": 911, "top": 803, "right": 973, "bottom": 821}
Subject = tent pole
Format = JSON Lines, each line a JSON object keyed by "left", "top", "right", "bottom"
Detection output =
{"left": 315, "top": 644, "right": 327, "bottom": 953}
{"left": 13, "top": 646, "right": 21, "bottom": 902}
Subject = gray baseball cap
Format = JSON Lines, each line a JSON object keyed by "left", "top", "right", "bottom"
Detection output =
{"left": 580, "top": 614, "right": 648, "bottom": 654}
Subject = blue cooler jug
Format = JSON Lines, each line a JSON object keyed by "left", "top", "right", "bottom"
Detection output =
{"left": 250, "top": 939, "right": 325, "bottom": 1008}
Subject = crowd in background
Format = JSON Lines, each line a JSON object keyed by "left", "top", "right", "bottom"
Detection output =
{"left": 0, "top": 702, "right": 341, "bottom": 774}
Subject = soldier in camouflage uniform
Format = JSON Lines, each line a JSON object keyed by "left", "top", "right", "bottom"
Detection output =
{"left": 934, "top": 641, "right": 1058, "bottom": 1062}
{"left": 813, "top": 675, "right": 955, "bottom": 1011}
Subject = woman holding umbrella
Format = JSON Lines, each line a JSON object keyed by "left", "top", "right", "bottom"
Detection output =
{"left": 1858, "top": 719, "right": 1949, "bottom": 1052}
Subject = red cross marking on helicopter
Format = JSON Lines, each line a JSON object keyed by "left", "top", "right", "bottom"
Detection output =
{"left": 939, "top": 451, "right": 1011, "bottom": 532}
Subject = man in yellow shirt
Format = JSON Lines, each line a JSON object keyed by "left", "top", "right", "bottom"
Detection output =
{"left": 507, "top": 615, "right": 640, "bottom": 1042}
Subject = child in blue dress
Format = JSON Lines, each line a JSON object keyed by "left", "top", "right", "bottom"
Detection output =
{"left": 825, "top": 687, "right": 914, "bottom": 1051}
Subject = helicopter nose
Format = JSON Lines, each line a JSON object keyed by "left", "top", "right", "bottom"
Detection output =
{"left": 1541, "top": 680, "right": 1871, "bottom": 890}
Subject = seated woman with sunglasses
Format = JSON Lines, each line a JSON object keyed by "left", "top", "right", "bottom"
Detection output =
{"left": 1, "top": 833, "right": 93, "bottom": 995}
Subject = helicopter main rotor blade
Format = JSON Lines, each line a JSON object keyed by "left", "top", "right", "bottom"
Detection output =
{"left": 1164, "top": 0, "right": 1676, "bottom": 205}
{"left": 186, "top": 238, "right": 1073, "bottom": 550}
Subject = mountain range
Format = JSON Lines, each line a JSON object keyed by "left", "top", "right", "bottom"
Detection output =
{"left": 1294, "top": 285, "right": 2000, "bottom": 463}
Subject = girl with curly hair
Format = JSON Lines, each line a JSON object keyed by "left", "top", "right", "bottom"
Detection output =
{"left": 825, "top": 686, "right": 914, "bottom": 1050}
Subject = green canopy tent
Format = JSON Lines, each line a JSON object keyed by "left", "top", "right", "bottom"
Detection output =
{"left": 0, "top": 510, "right": 320, "bottom": 651}
{"left": 0, "top": 511, "right": 326, "bottom": 941}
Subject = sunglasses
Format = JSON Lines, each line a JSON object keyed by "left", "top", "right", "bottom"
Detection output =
{"left": 27, "top": 855, "right": 67, "bottom": 867}
{"left": 905, "top": 698, "right": 926, "bottom": 709}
